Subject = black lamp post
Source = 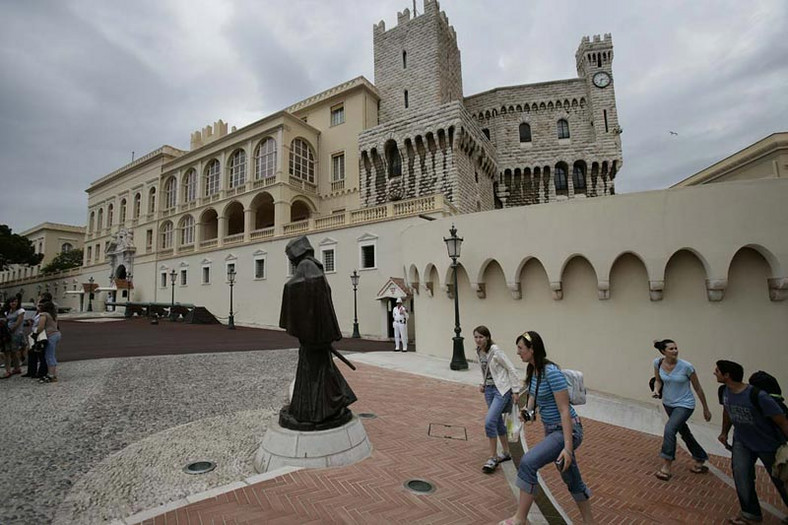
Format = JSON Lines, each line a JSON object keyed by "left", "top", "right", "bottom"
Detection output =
{"left": 127, "top": 273, "right": 133, "bottom": 303}
{"left": 227, "top": 266, "right": 236, "bottom": 330}
{"left": 444, "top": 224, "right": 468, "bottom": 370}
{"left": 169, "top": 268, "right": 177, "bottom": 320}
{"left": 87, "top": 276, "right": 94, "bottom": 312}
{"left": 350, "top": 269, "right": 361, "bottom": 338}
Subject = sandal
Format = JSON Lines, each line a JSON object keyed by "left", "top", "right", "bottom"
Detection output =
{"left": 496, "top": 453, "right": 512, "bottom": 464}
{"left": 482, "top": 457, "right": 498, "bottom": 474}
{"left": 498, "top": 518, "right": 524, "bottom": 525}
{"left": 654, "top": 470, "right": 672, "bottom": 481}
{"left": 690, "top": 464, "right": 709, "bottom": 474}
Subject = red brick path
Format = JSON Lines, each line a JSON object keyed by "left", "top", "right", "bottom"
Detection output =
{"left": 142, "top": 364, "right": 787, "bottom": 524}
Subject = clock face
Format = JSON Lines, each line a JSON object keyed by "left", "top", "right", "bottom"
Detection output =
{"left": 593, "top": 72, "right": 611, "bottom": 88}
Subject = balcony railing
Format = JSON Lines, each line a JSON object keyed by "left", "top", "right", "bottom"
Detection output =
{"left": 223, "top": 233, "right": 244, "bottom": 245}
{"left": 331, "top": 179, "right": 345, "bottom": 192}
{"left": 315, "top": 214, "right": 345, "bottom": 230}
{"left": 289, "top": 176, "right": 317, "bottom": 194}
{"left": 283, "top": 220, "right": 309, "bottom": 235}
{"left": 250, "top": 227, "right": 274, "bottom": 240}
{"left": 179, "top": 244, "right": 195, "bottom": 254}
{"left": 200, "top": 238, "right": 218, "bottom": 249}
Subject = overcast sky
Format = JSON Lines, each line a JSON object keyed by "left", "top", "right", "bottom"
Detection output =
{"left": 1, "top": 0, "right": 786, "bottom": 233}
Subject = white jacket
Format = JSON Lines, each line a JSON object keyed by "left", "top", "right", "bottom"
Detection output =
{"left": 478, "top": 344, "right": 522, "bottom": 396}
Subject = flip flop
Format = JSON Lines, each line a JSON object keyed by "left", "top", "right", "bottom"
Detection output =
{"left": 654, "top": 470, "right": 672, "bottom": 481}
{"left": 690, "top": 464, "right": 709, "bottom": 474}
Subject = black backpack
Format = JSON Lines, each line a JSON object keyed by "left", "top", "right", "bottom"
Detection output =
{"left": 718, "top": 370, "right": 788, "bottom": 418}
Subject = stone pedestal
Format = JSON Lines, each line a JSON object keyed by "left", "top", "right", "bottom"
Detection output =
{"left": 254, "top": 415, "right": 371, "bottom": 473}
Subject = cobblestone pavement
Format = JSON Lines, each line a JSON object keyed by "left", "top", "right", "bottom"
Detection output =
{"left": 0, "top": 350, "right": 297, "bottom": 525}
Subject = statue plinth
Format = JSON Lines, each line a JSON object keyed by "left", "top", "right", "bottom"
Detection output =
{"left": 253, "top": 415, "right": 371, "bottom": 473}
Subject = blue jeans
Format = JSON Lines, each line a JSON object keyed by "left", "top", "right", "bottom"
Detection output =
{"left": 516, "top": 419, "right": 591, "bottom": 502}
{"left": 483, "top": 385, "right": 512, "bottom": 439}
{"left": 44, "top": 332, "right": 60, "bottom": 368}
{"left": 731, "top": 438, "right": 788, "bottom": 520}
{"left": 660, "top": 405, "right": 708, "bottom": 462}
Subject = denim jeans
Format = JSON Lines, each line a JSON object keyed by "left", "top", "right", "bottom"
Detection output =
{"left": 516, "top": 419, "right": 591, "bottom": 502}
{"left": 731, "top": 438, "right": 788, "bottom": 520}
{"left": 44, "top": 332, "right": 60, "bottom": 368}
{"left": 660, "top": 405, "right": 709, "bottom": 462}
{"left": 483, "top": 385, "right": 512, "bottom": 439}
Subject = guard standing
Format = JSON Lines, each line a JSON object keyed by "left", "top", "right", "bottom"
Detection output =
{"left": 392, "top": 298, "right": 409, "bottom": 352}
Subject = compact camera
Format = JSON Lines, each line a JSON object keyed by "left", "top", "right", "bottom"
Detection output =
{"left": 520, "top": 408, "right": 535, "bottom": 422}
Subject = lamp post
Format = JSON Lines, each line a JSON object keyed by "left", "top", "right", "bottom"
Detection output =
{"left": 87, "top": 276, "right": 94, "bottom": 312}
{"left": 169, "top": 268, "right": 177, "bottom": 320}
{"left": 227, "top": 266, "right": 236, "bottom": 330}
{"left": 350, "top": 269, "right": 361, "bottom": 338}
{"left": 444, "top": 224, "right": 468, "bottom": 370}
{"left": 127, "top": 272, "right": 133, "bottom": 303}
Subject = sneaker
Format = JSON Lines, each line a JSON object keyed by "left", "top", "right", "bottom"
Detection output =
{"left": 496, "top": 453, "right": 512, "bottom": 464}
{"left": 49, "top": 376, "right": 58, "bottom": 383}
{"left": 482, "top": 457, "right": 498, "bottom": 474}
{"left": 39, "top": 376, "right": 51, "bottom": 383}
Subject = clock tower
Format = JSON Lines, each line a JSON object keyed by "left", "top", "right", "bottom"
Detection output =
{"left": 576, "top": 34, "right": 620, "bottom": 145}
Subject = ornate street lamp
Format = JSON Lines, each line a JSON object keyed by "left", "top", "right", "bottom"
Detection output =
{"left": 87, "top": 276, "right": 94, "bottom": 312}
{"left": 444, "top": 224, "right": 468, "bottom": 370}
{"left": 350, "top": 269, "right": 361, "bottom": 338}
{"left": 227, "top": 266, "right": 236, "bottom": 330}
{"left": 169, "top": 268, "right": 177, "bottom": 320}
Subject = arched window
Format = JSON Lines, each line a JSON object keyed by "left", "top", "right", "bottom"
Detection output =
{"left": 289, "top": 138, "right": 315, "bottom": 183}
{"left": 183, "top": 169, "right": 196, "bottom": 203}
{"left": 133, "top": 193, "right": 141, "bottom": 219}
{"left": 61, "top": 243, "right": 73, "bottom": 252}
{"left": 573, "top": 161, "right": 587, "bottom": 190}
{"left": 519, "top": 123, "right": 532, "bottom": 143}
{"left": 557, "top": 119, "right": 570, "bottom": 139}
{"left": 120, "top": 198, "right": 127, "bottom": 223}
{"left": 107, "top": 203, "right": 114, "bottom": 226}
{"left": 160, "top": 221, "right": 173, "bottom": 249}
{"left": 554, "top": 162, "right": 568, "bottom": 191}
{"left": 148, "top": 187, "right": 156, "bottom": 214}
{"left": 89, "top": 211, "right": 95, "bottom": 232}
{"left": 179, "top": 215, "right": 194, "bottom": 246}
{"left": 228, "top": 149, "right": 246, "bottom": 188}
{"left": 164, "top": 176, "right": 177, "bottom": 209}
{"left": 385, "top": 140, "right": 402, "bottom": 178}
{"left": 97, "top": 208, "right": 104, "bottom": 230}
{"left": 255, "top": 138, "right": 276, "bottom": 180}
{"left": 205, "top": 159, "right": 220, "bottom": 196}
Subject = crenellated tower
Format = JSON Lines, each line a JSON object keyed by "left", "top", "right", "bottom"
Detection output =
{"left": 373, "top": 0, "right": 464, "bottom": 124}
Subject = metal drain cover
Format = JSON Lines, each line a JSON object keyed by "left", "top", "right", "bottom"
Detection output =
{"left": 404, "top": 479, "right": 436, "bottom": 495}
{"left": 358, "top": 412, "right": 377, "bottom": 419}
{"left": 183, "top": 461, "right": 216, "bottom": 475}
{"left": 427, "top": 423, "right": 467, "bottom": 440}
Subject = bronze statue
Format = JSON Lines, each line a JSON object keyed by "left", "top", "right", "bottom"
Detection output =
{"left": 279, "top": 236, "right": 357, "bottom": 431}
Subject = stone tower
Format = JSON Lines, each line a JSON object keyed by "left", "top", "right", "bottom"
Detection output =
{"left": 576, "top": 34, "right": 622, "bottom": 190}
{"left": 373, "top": 0, "right": 464, "bottom": 124}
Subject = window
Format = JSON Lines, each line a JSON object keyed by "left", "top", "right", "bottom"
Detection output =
{"left": 160, "top": 272, "right": 167, "bottom": 288}
{"left": 519, "top": 123, "right": 532, "bottom": 143}
{"left": 120, "top": 198, "right": 127, "bottom": 223}
{"left": 255, "top": 138, "right": 276, "bottom": 180}
{"left": 402, "top": 50, "right": 407, "bottom": 69}
{"left": 573, "top": 163, "right": 587, "bottom": 190}
{"left": 482, "top": 128, "right": 490, "bottom": 139}
{"left": 322, "top": 248, "right": 336, "bottom": 273}
{"left": 148, "top": 187, "right": 156, "bottom": 214}
{"left": 61, "top": 243, "right": 73, "bottom": 252}
{"left": 133, "top": 193, "right": 141, "bottom": 219}
{"left": 97, "top": 208, "right": 104, "bottom": 230}
{"left": 289, "top": 138, "right": 315, "bottom": 183}
{"left": 202, "top": 266, "right": 211, "bottom": 284}
{"left": 180, "top": 269, "right": 187, "bottom": 286}
{"left": 330, "top": 104, "right": 345, "bottom": 126}
{"left": 180, "top": 215, "right": 194, "bottom": 245}
{"left": 557, "top": 119, "right": 570, "bottom": 139}
{"left": 332, "top": 153, "right": 345, "bottom": 182}
{"left": 146, "top": 229, "right": 153, "bottom": 251}
{"left": 107, "top": 203, "right": 114, "bottom": 226}
{"left": 205, "top": 160, "right": 220, "bottom": 196}
{"left": 603, "top": 109, "right": 609, "bottom": 133}
{"left": 404, "top": 90, "right": 409, "bottom": 108}
{"left": 386, "top": 141, "right": 402, "bottom": 178}
{"left": 89, "top": 211, "right": 95, "bottom": 233}
{"left": 361, "top": 245, "right": 376, "bottom": 269}
{"left": 164, "top": 177, "right": 177, "bottom": 209}
{"left": 95, "top": 243, "right": 101, "bottom": 261}
{"left": 160, "top": 221, "right": 173, "bottom": 249}
{"left": 183, "top": 169, "right": 196, "bottom": 202}
{"left": 254, "top": 258, "right": 266, "bottom": 279}
{"left": 228, "top": 149, "right": 246, "bottom": 188}
{"left": 554, "top": 163, "right": 568, "bottom": 191}
{"left": 87, "top": 246, "right": 92, "bottom": 261}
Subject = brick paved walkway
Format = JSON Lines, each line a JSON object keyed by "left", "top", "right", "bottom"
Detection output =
{"left": 138, "top": 363, "right": 787, "bottom": 524}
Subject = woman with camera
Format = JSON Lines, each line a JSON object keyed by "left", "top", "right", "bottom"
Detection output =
{"left": 651, "top": 338, "right": 711, "bottom": 481}
{"left": 474, "top": 325, "right": 521, "bottom": 474}
{"left": 500, "top": 330, "right": 594, "bottom": 525}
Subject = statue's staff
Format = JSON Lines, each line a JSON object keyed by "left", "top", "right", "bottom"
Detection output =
{"left": 330, "top": 346, "right": 356, "bottom": 370}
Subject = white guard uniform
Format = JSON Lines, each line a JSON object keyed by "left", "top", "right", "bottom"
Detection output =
{"left": 392, "top": 301, "right": 409, "bottom": 351}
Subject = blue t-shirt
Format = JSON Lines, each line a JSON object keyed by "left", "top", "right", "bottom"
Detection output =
{"left": 654, "top": 358, "right": 696, "bottom": 409}
{"left": 723, "top": 385, "right": 787, "bottom": 452}
{"left": 529, "top": 363, "right": 577, "bottom": 424}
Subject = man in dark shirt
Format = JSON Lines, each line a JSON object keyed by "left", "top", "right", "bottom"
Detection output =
{"left": 715, "top": 360, "right": 788, "bottom": 524}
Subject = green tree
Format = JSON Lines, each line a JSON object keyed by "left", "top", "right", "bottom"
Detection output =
{"left": 0, "top": 225, "right": 43, "bottom": 270}
{"left": 41, "top": 248, "right": 84, "bottom": 274}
